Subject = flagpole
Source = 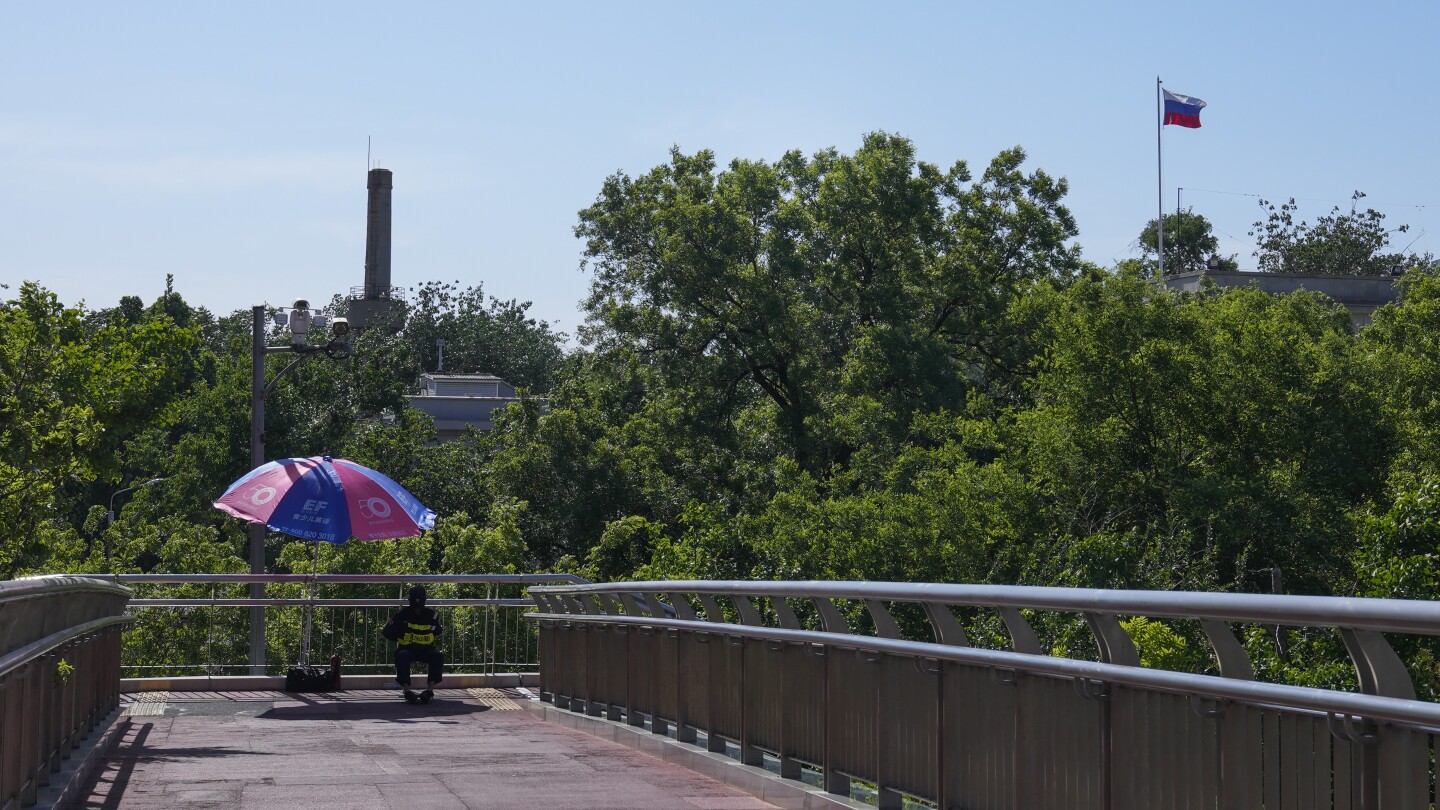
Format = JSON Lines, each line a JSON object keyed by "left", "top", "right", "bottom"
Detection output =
{"left": 1156, "top": 76, "right": 1165, "bottom": 280}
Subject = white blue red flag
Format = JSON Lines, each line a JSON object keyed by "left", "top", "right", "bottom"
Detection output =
{"left": 1162, "top": 89, "right": 1206, "bottom": 128}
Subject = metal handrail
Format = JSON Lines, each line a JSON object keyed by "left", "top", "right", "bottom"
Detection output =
{"left": 129, "top": 598, "right": 534, "bottom": 608}
{"left": 527, "top": 609, "right": 1440, "bottom": 731}
{"left": 0, "top": 615, "right": 132, "bottom": 682}
{"left": 528, "top": 578, "right": 1440, "bottom": 732}
{"left": 4, "top": 575, "right": 133, "bottom": 601}
{"left": 79, "top": 573, "right": 587, "bottom": 586}
{"left": 530, "top": 579, "right": 1440, "bottom": 636}
{"left": 109, "top": 573, "right": 581, "bottom": 676}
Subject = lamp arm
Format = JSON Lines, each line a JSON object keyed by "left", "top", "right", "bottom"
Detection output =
{"left": 108, "top": 486, "right": 136, "bottom": 516}
{"left": 262, "top": 347, "right": 323, "bottom": 400}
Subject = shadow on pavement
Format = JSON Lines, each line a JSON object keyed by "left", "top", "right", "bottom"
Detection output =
{"left": 63, "top": 718, "right": 149, "bottom": 810}
{"left": 258, "top": 700, "right": 491, "bottom": 722}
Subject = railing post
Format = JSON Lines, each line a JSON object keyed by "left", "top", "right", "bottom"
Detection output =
{"left": 1013, "top": 672, "right": 1036, "bottom": 809}
{"left": 705, "top": 635, "right": 727, "bottom": 753}
{"left": 822, "top": 644, "right": 853, "bottom": 800}
{"left": 738, "top": 637, "right": 763, "bottom": 767}
{"left": 649, "top": 628, "right": 668, "bottom": 737}
{"left": 1377, "top": 727, "right": 1426, "bottom": 809}
{"left": 21, "top": 663, "right": 39, "bottom": 806}
{"left": 626, "top": 626, "right": 644, "bottom": 728}
{"left": 673, "top": 629, "right": 696, "bottom": 744}
{"left": 778, "top": 642, "right": 801, "bottom": 781}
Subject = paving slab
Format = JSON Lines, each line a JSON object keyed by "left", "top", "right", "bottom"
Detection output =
{"left": 58, "top": 691, "right": 776, "bottom": 810}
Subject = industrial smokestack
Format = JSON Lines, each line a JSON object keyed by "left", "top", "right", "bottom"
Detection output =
{"left": 363, "top": 168, "right": 393, "bottom": 298}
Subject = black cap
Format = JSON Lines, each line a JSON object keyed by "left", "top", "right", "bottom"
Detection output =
{"left": 408, "top": 585, "right": 427, "bottom": 605}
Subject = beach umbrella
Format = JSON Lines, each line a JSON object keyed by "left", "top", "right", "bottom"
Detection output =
{"left": 214, "top": 455, "right": 436, "bottom": 664}
{"left": 214, "top": 455, "right": 436, "bottom": 542}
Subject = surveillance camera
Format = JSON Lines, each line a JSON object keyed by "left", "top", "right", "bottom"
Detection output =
{"left": 292, "top": 299, "right": 310, "bottom": 310}
{"left": 331, "top": 317, "right": 350, "bottom": 336}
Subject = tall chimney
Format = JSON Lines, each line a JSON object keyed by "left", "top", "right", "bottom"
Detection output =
{"left": 363, "top": 168, "right": 393, "bottom": 298}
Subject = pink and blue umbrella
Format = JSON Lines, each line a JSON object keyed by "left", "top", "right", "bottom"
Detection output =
{"left": 213, "top": 456, "right": 436, "bottom": 542}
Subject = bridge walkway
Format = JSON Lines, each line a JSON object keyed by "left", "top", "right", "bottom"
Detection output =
{"left": 60, "top": 689, "right": 777, "bottom": 810}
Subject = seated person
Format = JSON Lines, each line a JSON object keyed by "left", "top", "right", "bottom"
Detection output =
{"left": 383, "top": 585, "right": 444, "bottom": 701}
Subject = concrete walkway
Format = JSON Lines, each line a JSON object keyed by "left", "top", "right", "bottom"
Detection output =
{"left": 62, "top": 690, "right": 776, "bottom": 810}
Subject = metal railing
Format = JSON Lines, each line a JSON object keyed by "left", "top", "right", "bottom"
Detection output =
{"left": 348, "top": 284, "right": 407, "bottom": 301}
{"left": 89, "top": 573, "right": 584, "bottom": 678}
{"left": 0, "top": 576, "right": 130, "bottom": 809}
{"left": 529, "top": 580, "right": 1440, "bottom": 810}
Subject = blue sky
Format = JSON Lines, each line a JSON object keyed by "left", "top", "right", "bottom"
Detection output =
{"left": 4, "top": 1, "right": 1437, "bottom": 339}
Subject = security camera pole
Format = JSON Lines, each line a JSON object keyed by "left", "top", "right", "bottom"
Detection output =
{"left": 248, "top": 300, "right": 352, "bottom": 675}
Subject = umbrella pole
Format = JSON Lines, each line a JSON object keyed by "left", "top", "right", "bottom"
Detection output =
{"left": 300, "top": 540, "right": 320, "bottom": 666}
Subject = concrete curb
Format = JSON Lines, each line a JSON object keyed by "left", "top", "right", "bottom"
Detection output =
{"left": 33, "top": 705, "right": 127, "bottom": 810}
{"left": 521, "top": 700, "right": 870, "bottom": 810}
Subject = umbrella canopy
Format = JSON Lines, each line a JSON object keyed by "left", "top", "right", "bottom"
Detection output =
{"left": 214, "top": 456, "right": 436, "bottom": 542}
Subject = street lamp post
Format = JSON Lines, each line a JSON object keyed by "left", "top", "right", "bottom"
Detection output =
{"left": 248, "top": 301, "right": 351, "bottom": 675}
{"left": 107, "top": 477, "right": 168, "bottom": 524}
{"left": 249, "top": 306, "right": 266, "bottom": 675}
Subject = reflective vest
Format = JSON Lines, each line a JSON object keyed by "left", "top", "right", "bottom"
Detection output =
{"left": 398, "top": 620, "right": 435, "bottom": 646}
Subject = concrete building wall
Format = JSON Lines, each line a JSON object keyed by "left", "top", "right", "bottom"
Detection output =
{"left": 1161, "top": 270, "right": 1400, "bottom": 329}
{"left": 406, "top": 373, "right": 527, "bottom": 441}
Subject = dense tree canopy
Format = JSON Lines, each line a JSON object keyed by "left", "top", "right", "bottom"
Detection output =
{"left": 8, "top": 132, "right": 1440, "bottom": 684}
{"left": 576, "top": 133, "right": 1080, "bottom": 475}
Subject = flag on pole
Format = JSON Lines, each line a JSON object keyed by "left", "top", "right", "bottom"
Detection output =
{"left": 1162, "top": 89, "right": 1206, "bottom": 128}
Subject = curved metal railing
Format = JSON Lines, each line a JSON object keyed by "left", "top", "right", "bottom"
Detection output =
{"left": 528, "top": 580, "right": 1440, "bottom": 809}
{"left": 103, "top": 573, "right": 584, "bottom": 677}
{"left": 0, "top": 576, "right": 131, "bottom": 808}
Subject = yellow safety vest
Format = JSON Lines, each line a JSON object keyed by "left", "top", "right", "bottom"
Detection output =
{"left": 398, "top": 621, "right": 435, "bottom": 646}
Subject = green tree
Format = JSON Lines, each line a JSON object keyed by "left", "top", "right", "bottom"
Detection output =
{"left": 1016, "top": 272, "right": 1390, "bottom": 592}
{"left": 1137, "top": 209, "right": 1237, "bottom": 276}
{"left": 1359, "top": 272, "right": 1440, "bottom": 487}
{"left": 576, "top": 132, "right": 1079, "bottom": 477}
{"left": 0, "top": 282, "right": 203, "bottom": 575}
{"left": 1250, "top": 191, "right": 1421, "bottom": 276}
{"left": 336, "top": 281, "right": 566, "bottom": 393}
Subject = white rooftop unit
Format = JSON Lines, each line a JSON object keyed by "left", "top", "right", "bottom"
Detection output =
{"left": 407, "top": 373, "right": 525, "bottom": 441}
{"left": 419, "top": 374, "right": 516, "bottom": 399}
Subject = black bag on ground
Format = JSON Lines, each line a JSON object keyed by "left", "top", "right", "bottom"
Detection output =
{"left": 285, "top": 664, "right": 333, "bottom": 692}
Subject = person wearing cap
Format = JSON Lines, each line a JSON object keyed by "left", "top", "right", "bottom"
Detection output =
{"left": 383, "top": 585, "right": 444, "bottom": 702}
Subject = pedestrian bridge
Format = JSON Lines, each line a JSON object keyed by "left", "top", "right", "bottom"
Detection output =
{"left": 6, "top": 575, "right": 1440, "bottom": 809}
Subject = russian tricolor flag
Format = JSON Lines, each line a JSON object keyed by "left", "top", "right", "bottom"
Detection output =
{"left": 1163, "top": 89, "right": 1206, "bottom": 128}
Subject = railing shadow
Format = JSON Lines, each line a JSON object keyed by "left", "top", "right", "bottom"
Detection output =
{"left": 69, "top": 719, "right": 149, "bottom": 810}
{"left": 257, "top": 700, "right": 491, "bottom": 722}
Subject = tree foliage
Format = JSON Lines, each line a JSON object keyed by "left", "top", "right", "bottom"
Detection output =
{"left": 576, "top": 133, "right": 1080, "bottom": 475}
{"left": 1137, "top": 209, "right": 1236, "bottom": 275}
{"left": 1250, "top": 191, "right": 1419, "bottom": 276}
{"left": 11, "top": 133, "right": 1440, "bottom": 688}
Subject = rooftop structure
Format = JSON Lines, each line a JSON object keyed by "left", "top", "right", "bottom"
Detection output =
{"left": 1162, "top": 269, "right": 1401, "bottom": 329}
{"left": 405, "top": 373, "right": 523, "bottom": 440}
